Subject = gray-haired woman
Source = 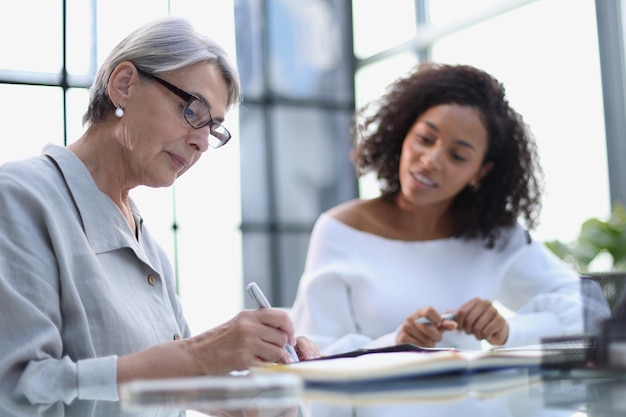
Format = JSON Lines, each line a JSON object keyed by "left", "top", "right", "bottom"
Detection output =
{"left": 0, "top": 16, "right": 318, "bottom": 409}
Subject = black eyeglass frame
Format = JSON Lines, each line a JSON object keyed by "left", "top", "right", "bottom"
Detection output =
{"left": 135, "top": 67, "right": 231, "bottom": 148}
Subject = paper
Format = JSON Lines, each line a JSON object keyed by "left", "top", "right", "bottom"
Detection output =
{"left": 251, "top": 348, "right": 546, "bottom": 384}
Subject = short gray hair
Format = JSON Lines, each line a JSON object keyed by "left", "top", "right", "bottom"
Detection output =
{"left": 83, "top": 16, "right": 242, "bottom": 127}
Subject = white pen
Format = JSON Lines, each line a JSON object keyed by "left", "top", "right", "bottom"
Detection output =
{"left": 246, "top": 282, "right": 300, "bottom": 363}
{"left": 415, "top": 312, "right": 457, "bottom": 325}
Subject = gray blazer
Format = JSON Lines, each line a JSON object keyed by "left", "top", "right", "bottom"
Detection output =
{"left": 0, "top": 144, "right": 189, "bottom": 405}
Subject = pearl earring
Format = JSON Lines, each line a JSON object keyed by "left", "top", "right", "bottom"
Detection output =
{"left": 115, "top": 105, "right": 124, "bottom": 118}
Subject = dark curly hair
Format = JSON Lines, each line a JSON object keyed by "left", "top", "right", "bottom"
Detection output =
{"left": 352, "top": 62, "right": 543, "bottom": 248}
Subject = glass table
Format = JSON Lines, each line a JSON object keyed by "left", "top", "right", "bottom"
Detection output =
{"left": 3, "top": 368, "right": 625, "bottom": 417}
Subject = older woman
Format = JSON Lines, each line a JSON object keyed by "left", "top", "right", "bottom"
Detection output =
{"left": 291, "top": 62, "right": 584, "bottom": 355}
{"left": 0, "top": 16, "right": 317, "bottom": 408}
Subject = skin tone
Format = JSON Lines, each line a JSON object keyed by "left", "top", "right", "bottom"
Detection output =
{"left": 330, "top": 103, "right": 509, "bottom": 347}
{"left": 69, "top": 60, "right": 320, "bottom": 386}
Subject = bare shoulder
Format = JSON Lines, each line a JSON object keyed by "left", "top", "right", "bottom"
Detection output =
{"left": 326, "top": 198, "right": 390, "bottom": 234}
{"left": 326, "top": 199, "right": 368, "bottom": 227}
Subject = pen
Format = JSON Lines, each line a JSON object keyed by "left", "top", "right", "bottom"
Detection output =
{"left": 415, "top": 312, "right": 457, "bottom": 325}
{"left": 246, "top": 282, "right": 300, "bottom": 363}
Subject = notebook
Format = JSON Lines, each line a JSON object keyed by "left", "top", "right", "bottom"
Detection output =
{"left": 251, "top": 346, "right": 545, "bottom": 384}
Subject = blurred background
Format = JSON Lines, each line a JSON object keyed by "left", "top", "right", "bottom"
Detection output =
{"left": 0, "top": 0, "right": 620, "bottom": 338}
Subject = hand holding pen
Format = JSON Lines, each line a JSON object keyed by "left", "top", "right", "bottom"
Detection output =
{"left": 414, "top": 312, "right": 457, "bottom": 325}
{"left": 246, "top": 282, "right": 300, "bottom": 363}
{"left": 396, "top": 308, "right": 458, "bottom": 348}
{"left": 401, "top": 299, "right": 509, "bottom": 347}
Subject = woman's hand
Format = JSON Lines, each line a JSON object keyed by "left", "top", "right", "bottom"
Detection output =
{"left": 396, "top": 307, "right": 458, "bottom": 347}
{"left": 190, "top": 308, "right": 300, "bottom": 373}
{"left": 454, "top": 298, "right": 509, "bottom": 346}
{"left": 294, "top": 336, "right": 322, "bottom": 360}
{"left": 118, "top": 308, "right": 325, "bottom": 386}
{"left": 119, "top": 308, "right": 299, "bottom": 385}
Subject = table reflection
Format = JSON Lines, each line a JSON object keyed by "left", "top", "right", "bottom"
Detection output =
{"left": 302, "top": 389, "right": 569, "bottom": 417}
{"left": 542, "top": 375, "right": 626, "bottom": 417}
{"left": 300, "top": 369, "right": 570, "bottom": 417}
{"left": 3, "top": 371, "right": 626, "bottom": 417}
{"left": 0, "top": 390, "right": 299, "bottom": 417}
{"left": 299, "top": 369, "right": 626, "bottom": 417}
{"left": 0, "top": 397, "right": 183, "bottom": 417}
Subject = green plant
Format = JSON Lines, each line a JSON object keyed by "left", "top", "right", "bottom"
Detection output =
{"left": 544, "top": 203, "right": 626, "bottom": 273}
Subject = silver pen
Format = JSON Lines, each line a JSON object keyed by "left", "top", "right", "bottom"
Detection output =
{"left": 415, "top": 312, "right": 457, "bottom": 325}
{"left": 246, "top": 282, "right": 300, "bottom": 363}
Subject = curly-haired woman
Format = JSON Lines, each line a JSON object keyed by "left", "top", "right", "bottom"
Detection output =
{"left": 291, "top": 62, "right": 584, "bottom": 353}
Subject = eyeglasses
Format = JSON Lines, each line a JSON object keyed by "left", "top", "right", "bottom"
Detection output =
{"left": 136, "top": 67, "right": 231, "bottom": 148}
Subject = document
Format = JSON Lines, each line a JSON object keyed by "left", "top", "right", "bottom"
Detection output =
{"left": 251, "top": 348, "right": 546, "bottom": 384}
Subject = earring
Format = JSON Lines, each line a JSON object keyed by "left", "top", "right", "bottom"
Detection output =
{"left": 115, "top": 104, "right": 124, "bottom": 118}
{"left": 469, "top": 181, "right": 480, "bottom": 192}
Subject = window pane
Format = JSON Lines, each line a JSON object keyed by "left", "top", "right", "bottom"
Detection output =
{"left": 242, "top": 233, "right": 273, "bottom": 307}
{"left": 428, "top": 0, "right": 510, "bottom": 26}
{"left": 240, "top": 105, "right": 270, "bottom": 223}
{"left": 431, "top": 0, "right": 609, "bottom": 243}
{"left": 266, "top": 0, "right": 353, "bottom": 102}
{"left": 234, "top": 0, "right": 266, "bottom": 99}
{"left": 355, "top": 52, "right": 418, "bottom": 108}
{"left": 0, "top": 85, "right": 64, "bottom": 164}
{"left": 0, "top": 1, "right": 62, "bottom": 72}
{"left": 352, "top": 0, "right": 417, "bottom": 59}
{"left": 272, "top": 106, "right": 357, "bottom": 223}
{"left": 66, "top": 0, "right": 94, "bottom": 75}
{"left": 278, "top": 232, "right": 313, "bottom": 307}
{"left": 66, "top": 87, "right": 90, "bottom": 144}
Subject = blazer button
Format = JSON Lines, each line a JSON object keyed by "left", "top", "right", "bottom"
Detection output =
{"left": 147, "top": 275, "right": 157, "bottom": 286}
{"left": 173, "top": 333, "right": 181, "bottom": 340}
